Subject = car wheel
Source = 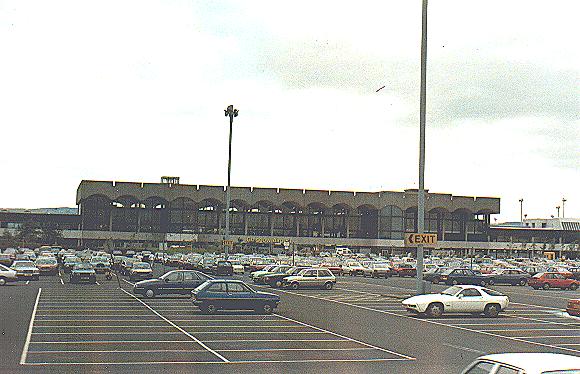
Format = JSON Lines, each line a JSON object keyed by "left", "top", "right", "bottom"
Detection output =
{"left": 323, "top": 282, "right": 334, "bottom": 290}
{"left": 291, "top": 282, "right": 300, "bottom": 290}
{"left": 451, "top": 279, "right": 459, "bottom": 286}
{"left": 519, "top": 279, "right": 527, "bottom": 286}
{"left": 570, "top": 283, "right": 579, "bottom": 291}
{"left": 543, "top": 282, "right": 551, "bottom": 290}
{"left": 0, "top": 278, "right": 6, "bottom": 286}
{"left": 258, "top": 303, "right": 274, "bottom": 315}
{"left": 145, "top": 289, "right": 155, "bottom": 298}
{"left": 202, "top": 303, "right": 218, "bottom": 315}
{"left": 275, "top": 280, "right": 283, "bottom": 288}
{"left": 484, "top": 303, "right": 501, "bottom": 318}
{"left": 426, "top": 303, "right": 444, "bottom": 318}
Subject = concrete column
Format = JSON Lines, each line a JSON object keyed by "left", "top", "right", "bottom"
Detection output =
{"left": 136, "top": 208, "right": 141, "bottom": 233}
{"left": 244, "top": 212, "right": 248, "bottom": 235}
{"left": 295, "top": 215, "right": 300, "bottom": 237}
{"left": 321, "top": 216, "right": 325, "bottom": 237}
{"left": 270, "top": 213, "right": 274, "bottom": 236}
{"left": 346, "top": 218, "right": 350, "bottom": 238}
{"left": 109, "top": 210, "right": 113, "bottom": 232}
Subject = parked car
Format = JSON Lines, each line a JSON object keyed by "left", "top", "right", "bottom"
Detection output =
{"left": 528, "top": 272, "right": 580, "bottom": 290}
{"left": 252, "top": 265, "right": 292, "bottom": 284}
{"left": 212, "top": 260, "right": 234, "bottom": 276}
{"left": 487, "top": 269, "right": 531, "bottom": 286}
{"left": 282, "top": 268, "right": 336, "bottom": 290}
{"left": 90, "top": 256, "right": 111, "bottom": 274}
{"left": 566, "top": 298, "right": 580, "bottom": 317}
{"left": 343, "top": 261, "right": 366, "bottom": 276}
{"left": 568, "top": 267, "right": 580, "bottom": 280}
{"left": 129, "top": 261, "right": 153, "bottom": 281}
{"left": 363, "top": 262, "right": 392, "bottom": 278}
{"left": 191, "top": 279, "right": 280, "bottom": 314}
{"left": 0, "top": 254, "right": 13, "bottom": 266}
{"left": 69, "top": 263, "right": 97, "bottom": 284}
{"left": 393, "top": 263, "right": 417, "bottom": 277}
{"left": 402, "top": 285, "right": 509, "bottom": 318}
{"left": 424, "top": 267, "right": 449, "bottom": 284}
{"left": 63, "top": 256, "right": 82, "bottom": 273}
{"left": 120, "top": 258, "right": 138, "bottom": 275}
{"left": 228, "top": 260, "right": 245, "bottom": 275}
{"left": 133, "top": 270, "right": 212, "bottom": 298}
{"left": 250, "top": 265, "right": 278, "bottom": 282}
{"left": 461, "top": 353, "right": 580, "bottom": 374}
{"left": 440, "top": 268, "right": 492, "bottom": 286}
{"left": 35, "top": 257, "right": 59, "bottom": 275}
{"left": 10, "top": 260, "right": 40, "bottom": 280}
{"left": 261, "top": 266, "right": 307, "bottom": 288}
{"left": 0, "top": 264, "right": 18, "bottom": 286}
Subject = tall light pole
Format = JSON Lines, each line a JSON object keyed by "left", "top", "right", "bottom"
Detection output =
{"left": 556, "top": 206, "right": 560, "bottom": 218}
{"left": 519, "top": 199, "right": 524, "bottom": 223}
{"left": 562, "top": 198, "right": 567, "bottom": 218}
{"left": 416, "top": 0, "right": 428, "bottom": 295}
{"left": 224, "top": 105, "right": 239, "bottom": 257}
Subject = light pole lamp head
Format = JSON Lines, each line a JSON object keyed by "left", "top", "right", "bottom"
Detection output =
{"left": 224, "top": 105, "right": 239, "bottom": 117}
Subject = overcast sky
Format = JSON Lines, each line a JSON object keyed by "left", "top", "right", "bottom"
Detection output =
{"left": 0, "top": 0, "right": 578, "bottom": 222}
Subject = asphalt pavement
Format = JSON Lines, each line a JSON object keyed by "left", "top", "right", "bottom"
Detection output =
{"left": 2, "top": 265, "right": 579, "bottom": 373}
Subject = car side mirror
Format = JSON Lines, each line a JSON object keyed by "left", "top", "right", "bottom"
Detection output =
{"left": 457, "top": 294, "right": 464, "bottom": 299}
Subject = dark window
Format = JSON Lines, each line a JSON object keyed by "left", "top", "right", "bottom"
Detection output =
{"left": 460, "top": 288, "right": 482, "bottom": 297}
{"left": 207, "top": 283, "right": 227, "bottom": 292}
{"left": 495, "top": 366, "right": 520, "bottom": 374}
{"left": 183, "top": 272, "right": 200, "bottom": 281}
{"left": 227, "top": 283, "right": 249, "bottom": 292}
{"left": 165, "top": 272, "right": 182, "bottom": 282}
{"left": 464, "top": 361, "right": 495, "bottom": 374}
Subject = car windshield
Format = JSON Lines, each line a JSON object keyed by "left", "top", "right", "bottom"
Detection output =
{"left": 13, "top": 261, "right": 34, "bottom": 267}
{"left": 133, "top": 262, "right": 151, "bottom": 269}
{"left": 441, "top": 286, "right": 462, "bottom": 296}
{"left": 36, "top": 258, "right": 56, "bottom": 264}
{"left": 73, "top": 264, "right": 93, "bottom": 270}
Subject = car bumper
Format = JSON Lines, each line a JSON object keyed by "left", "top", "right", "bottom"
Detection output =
{"left": 402, "top": 303, "right": 425, "bottom": 313}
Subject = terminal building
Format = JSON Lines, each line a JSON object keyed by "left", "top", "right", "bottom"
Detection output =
{"left": 1, "top": 178, "right": 579, "bottom": 257}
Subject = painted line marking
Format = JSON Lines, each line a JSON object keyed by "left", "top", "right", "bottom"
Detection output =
{"left": 32, "top": 331, "right": 326, "bottom": 335}
{"left": 442, "top": 343, "right": 486, "bottom": 354}
{"left": 120, "top": 288, "right": 229, "bottom": 362}
{"left": 33, "top": 325, "right": 305, "bottom": 329}
{"left": 21, "top": 358, "right": 411, "bottom": 366}
{"left": 31, "top": 339, "right": 349, "bottom": 344}
{"left": 20, "top": 288, "right": 42, "bottom": 365}
{"left": 513, "top": 335, "right": 580, "bottom": 339}
{"left": 28, "top": 347, "right": 377, "bottom": 354}
{"left": 258, "top": 286, "right": 580, "bottom": 355}
{"left": 273, "top": 313, "right": 415, "bottom": 360}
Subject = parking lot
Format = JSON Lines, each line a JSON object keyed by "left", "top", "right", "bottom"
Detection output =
{"left": 2, "top": 265, "right": 579, "bottom": 374}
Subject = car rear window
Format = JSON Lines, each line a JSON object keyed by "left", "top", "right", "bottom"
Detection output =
{"left": 465, "top": 361, "right": 495, "bottom": 374}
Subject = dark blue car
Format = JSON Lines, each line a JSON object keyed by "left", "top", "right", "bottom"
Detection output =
{"left": 191, "top": 279, "right": 280, "bottom": 314}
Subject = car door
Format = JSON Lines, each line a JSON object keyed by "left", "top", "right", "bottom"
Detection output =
{"left": 302, "top": 269, "right": 317, "bottom": 287}
{"left": 182, "top": 271, "right": 203, "bottom": 294}
{"left": 457, "top": 288, "right": 486, "bottom": 312}
{"left": 226, "top": 282, "right": 254, "bottom": 310}
{"left": 159, "top": 271, "right": 183, "bottom": 295}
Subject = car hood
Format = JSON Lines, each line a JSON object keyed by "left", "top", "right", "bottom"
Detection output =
{"left": 403, "top": 294, "right": 455, "bottom": 304}
{"left": 12, "top": 266, "right": 38, "bottom": 271}
{"left": 256, "top": 291, "right": 281, "bottom": 300}
{"left": 135, "top": 278, "right": 159, "bottom": 287}
{"left": 72, "top": 269, "right": 95, "bottom": 274}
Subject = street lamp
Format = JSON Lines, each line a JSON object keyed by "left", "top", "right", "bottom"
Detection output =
{"left": 519, "top": 199, "right": 524, "bottom": 223}
{"left": 416, "top": 0, "right": 429, "bottom": 295}
{"left": 556, "top": 206, "right": 561, "bottom": 218}
{"left": 224, "top": 105, "right": 239, "bottom": 257}
{"left": 562, "top": 198, "right": 567, "bottom": 218}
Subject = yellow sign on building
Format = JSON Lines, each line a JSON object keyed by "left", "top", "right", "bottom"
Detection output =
{"left": 404, "top": 233, "right": 438, "bottom": 247}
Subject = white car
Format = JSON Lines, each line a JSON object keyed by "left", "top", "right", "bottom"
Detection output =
{"left": 402, "top": 285, "right": 509, "bottom": 318}
{"left": 0, "top": 264, "right": 18, "bottom": 286}
{"left": 462, "top": 353, "right": 580, "bottom": 374}
{"left": 343, "top": 261, "right": 367, "bottom": 276}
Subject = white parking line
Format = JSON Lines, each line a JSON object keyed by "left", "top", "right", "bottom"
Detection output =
{"left": 273, "top": 314, "right": 415, "bottom": 360}
{"left": 28, "top": 347, "right": 377, "bottom": 354}
{"left": 31, "top": 339, "right": 348, "bottom": 345}
{"left": 32, "top": 331, "right": 326, "bottom": 335}
{"left": 263, "top": 286, "right": 580, "bottom": 355}
{"left": 20, "top": 288, "right": 42, "bottom": 364}
{"left": 120, "top": 288, "right": 229, "bottom": 362}
{"left": 32, "top": 325, "right": 306, "bottom": 329}
{"left": 442, "top": 343, "right": 486, "bottom": 354}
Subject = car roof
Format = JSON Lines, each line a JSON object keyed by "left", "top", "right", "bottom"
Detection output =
{"left": 476, "top": 353, "right": 580, "bottom": 372}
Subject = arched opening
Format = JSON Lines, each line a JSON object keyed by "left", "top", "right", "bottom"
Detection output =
{"left": 111, "top": 195, "right": 140, "bottom": 232}
{"left": 378, "top": 205, "right": 404, "bottom": 239}
{"left": 169, "top": 198, "right": 197, "bottom": 232}
{"left": 357, "top": 204, "right": 378, "bottom": 238}
{"left": 140, "top": 197, "right": 169, "bottom": 233}
{"left": 81, "top": 195, "right": 111, "bottom": 231}
{"left": 198, "top": 199, "right": 222, "bottom": 234}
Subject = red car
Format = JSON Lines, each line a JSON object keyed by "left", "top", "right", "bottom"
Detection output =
{"left": 566, "top": 299, "right": 580, "bottom": 317}
{"left": 393, "top": 264, "right": 417, "bottom": 277}
{"left": 528, "top": 272, "right": 580, "bottom": 290}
